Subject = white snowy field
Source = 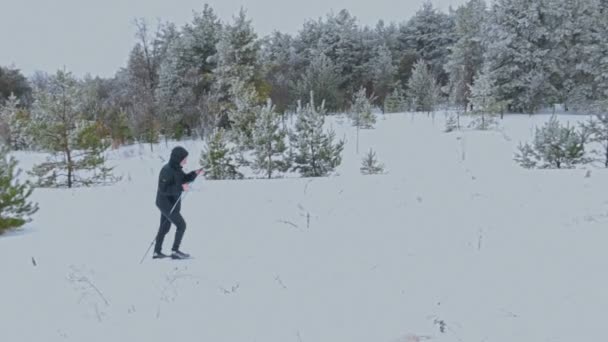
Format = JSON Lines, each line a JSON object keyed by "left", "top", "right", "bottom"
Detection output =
{"left": 2, "top": 112, "right": 608, "bottom": 342}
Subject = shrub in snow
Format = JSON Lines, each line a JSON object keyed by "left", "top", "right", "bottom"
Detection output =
{"left": 0, "top": 144, "right": 38, "bottom": 234}
{"left": 360, "top": 148, "right": 385, "bottom": 175}
{"left": 200, "top": 128, "right": 243, "bottom": 180}
{"left": 515, "top": 115, "right": 588, "bottom": 169}
{"left": 444, "top": 113, "right": 459, "bottom": 133}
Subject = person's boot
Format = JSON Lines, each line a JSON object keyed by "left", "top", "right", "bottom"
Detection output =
{"left": 153, "top": 251, "right": 169, "bottom": 259}
{"left": 171, "top": 250, "right": 190, "bottom": 259}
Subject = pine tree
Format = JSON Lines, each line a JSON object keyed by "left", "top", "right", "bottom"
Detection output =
{"left": 0, "top": 143, "right": 38, "bottom": 234}
{"left": 592, "top": 0, "right": 608, "bottom": 111}
{"left": 407, "top": 60, "right": 440, "bottom": 113}
{"left": 185, "top": 4, "right": 222, "bottom": 92}
{"left": 296, "top": 52, "right": 343, "bottom": 111}
{"left": 155, "top": 6, "right": 222, "bottom": 138}
{"left": 228, "top": 80, "right": 260, "bottom": 149}
{"left": 445, "top": 0, "right": 486, "bottom": 110}
{"left": 259, "top": 31, "right": 299, "bottom": 113}
{"left": 545, "top": 0, "right": 599, "bottom": 111}
{"left": 0, "top": 66, "right": 32, "bottom": 106}
{"left": 515, "top": 115, "right": 588, "bottom": 169}
{"left": 30, "top": 70, "right": 117, "bottom": 188}
{"left": 213, "top": 8, "right": 260, "bottom": 110}
{"left": 469, "top": 66, "right": 501, "bottom": 130}
{"left": 384, "top": 86, "right": 407, "bottom": 113}
{"left": 368, "top": 44, "right": 396, "bottom": 104}
{"left": 291, "top": 92, "right": 345, "bottom": 177}
{"left": 398, "top": 1, "right": 456, "bottom": 85}
{"left": 155, "top": 35, "right": 193, "bottom": 138}
{"left": 106, "top": 109, "right": 132, "bottom": 148}
{"left": 0, "top": 93, "right": 31, "bottom": 150}
{"left": 481, "top": 0, "right": 555, "bottom": 113}
{"left": 350, "top": 87, "right": 376, "bottom": 128}
{"left": 200, "top": 128, "right": 243, "bottom": 180}
{"left": 360, "top": 148, "right": 385, "bottom": 175}
{"left": 445, "top": 113, "right": 459, "bottom": 132}
{"left": 581, "top": 114, "right": 608, "bottom": 167}
{"left": 251, "top": 100, "right": 290, "bottom": 178}
{"left": 317, "top": 10, "right": 366, "bottom": 102}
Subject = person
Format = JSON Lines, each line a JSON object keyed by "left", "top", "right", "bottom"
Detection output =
{"left": 153, "top": 146, "right": 203, "bottom": 259}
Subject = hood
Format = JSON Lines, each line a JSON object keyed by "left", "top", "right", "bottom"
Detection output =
{"left": 169, "top": 146, "right": 189, "bottom": 168}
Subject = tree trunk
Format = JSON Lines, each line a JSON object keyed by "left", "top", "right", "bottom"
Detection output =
{"left": 267, "top": 141, "right": 272, "bottom": 179}
{"left": 310, "top": 143, "right": 316, "bottom": 177}
{"left": 65, "top": 137, "right": 73, "bottom": 188}
{"left": 605, "top": 143, "right": 608, "bottom": 168}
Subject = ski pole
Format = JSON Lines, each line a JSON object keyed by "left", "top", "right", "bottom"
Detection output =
{"left": 139, "top": 191, "right": 186, "bottom": 264}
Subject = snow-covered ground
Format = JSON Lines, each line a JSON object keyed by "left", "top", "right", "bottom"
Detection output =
{"left": 2, "top": 112, "right": 607, "bottom": 342}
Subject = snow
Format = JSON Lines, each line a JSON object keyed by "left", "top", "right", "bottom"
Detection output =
{"left": 2, "top": 112, "right": 607, "bottom": 342}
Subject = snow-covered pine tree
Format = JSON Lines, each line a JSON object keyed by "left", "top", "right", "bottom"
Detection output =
{"left": 368, "top": 44, "right": 397, "bottom": 105}
{"left": 200, "top": 128, "right": 243, "bottom": 180}
{"left": 259, "top": 31, "right": 299, "bottom": 113}
{"left": 29, "top": 70, "right": 117, "bottom": 188}
{"left": 360, "top": 148, "right": 385, "bottom": 175}
{"left": 407, "top": 60, "right": 440, "bottom": 114}
{"left": 374, "top": 20, "right": 401, "bottom": 63}
{"left": 212, "top": 8, "right": 260, "bottom": 111}
{"left": 0, "top": 93, "right": 31, "bottom": 150}
{"left": 445, "top": 0, "right": 486, "bottom": 111}
{"left": 317, "top": 9, "right": 366, "bottom": 103}
{"left": 251, "top": 100, "right": 290, "bottom": 178}
{"left": 228, "top": 79, "right": 260, "bottom": 150}
{"left": 398, "top": 1, "right": 456, "bottom": 86}
{"left": 469, "top": 66, "right": 501, "bottom": 130}
{"left": 544, "top": 0, "right": 598, "bottom": 111}
{"left": 350, "top": 87, "right": 376, "bottom": 129}
{"left": 291, "top": 92, "right": 345, "bottom": 177}
{"left": 106, "top": 108, "right": 132, "bottom": 148}
{"left": 296, "top": 51, "right": 343, "bottom": 112}
{"left": 581, "top": 114, "right": 608, "bottom": 167}
{"left": 185, "top": 4, "right": 222, "bottom": 92}
{"left": 0, "top": 143, "right": 38, "bottom": 234}
{"left": 155, "top": 34, "right": 193, "bottom": 139}
{"left": 155, "top": 6, "right": 222, "bottom": 138}
{"left": 481, "top": 0, "right": 554, "bottom": 113}
{"left": 384, "top": 86, "right": 407, "bottom": 113}
{"left": 592, "top": 0, "right": 608, "bottom": 112}
{"left": 514, "top": 115, "right": 588, "bottom": 169}
{"left": 444, "top": 113, "right": 459, "bottom": 132}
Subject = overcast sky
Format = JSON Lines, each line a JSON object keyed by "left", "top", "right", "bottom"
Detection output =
{"left": 0, "top": 0, "right": 467, "bottom": 78}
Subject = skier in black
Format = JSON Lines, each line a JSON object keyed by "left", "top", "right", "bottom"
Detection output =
{"left": 154, "top": 146, "right": 203, "bottom": 259}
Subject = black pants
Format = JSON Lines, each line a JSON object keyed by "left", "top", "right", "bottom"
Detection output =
{"left": 154, "top": 202, "right": 186, "bottom": 253}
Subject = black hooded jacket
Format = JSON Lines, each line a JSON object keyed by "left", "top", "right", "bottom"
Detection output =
{"left": 156, "top": 146, "right": 198, "bottom": 212}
